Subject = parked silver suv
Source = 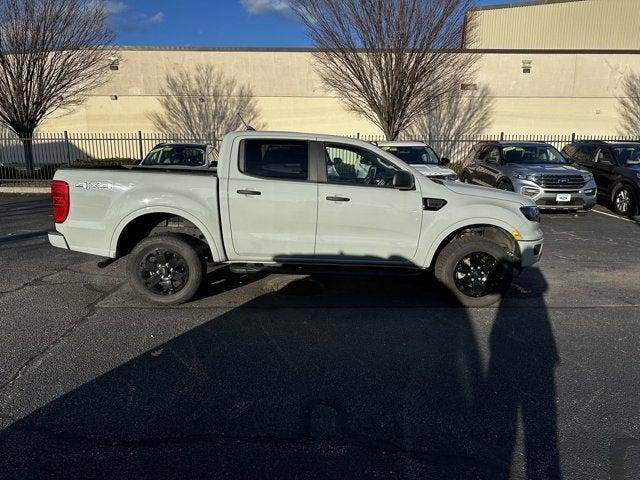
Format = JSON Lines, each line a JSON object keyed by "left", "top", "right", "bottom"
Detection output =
{"left": 461, "top": 141, "right": 597, "bottom": 211}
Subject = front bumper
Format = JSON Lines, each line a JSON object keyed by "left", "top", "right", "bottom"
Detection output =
{"left": 48, "top": 231, "right": 69, "bottom": 250}
{"left": 512, "top": 179, "right": 597, "bottom": 210}
{"left": 518, "top": 239, "right": 543, "bottom": 268}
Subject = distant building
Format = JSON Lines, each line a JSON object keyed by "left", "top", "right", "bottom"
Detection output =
{"left": 466, "top": 0, "right": 640, "bottom": 50}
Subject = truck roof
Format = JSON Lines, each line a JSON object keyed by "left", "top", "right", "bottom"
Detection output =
{"left": 376, "top": 141, "right": 428, "bottom": 147}
{"left": 223, "top": 130, "right": 392, "bottom": 150}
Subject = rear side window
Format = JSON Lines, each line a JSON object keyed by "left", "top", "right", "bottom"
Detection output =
{"left": 242, "top": 139, "right": 309, "bottom": 180}
{"left": 575, "top": 146, "right": 596, "bottom": 162}
{"left": 562, "top": 145, "right": 576, "bottom": 158}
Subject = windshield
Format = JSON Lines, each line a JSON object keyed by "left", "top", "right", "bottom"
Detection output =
{"left": 502, "top": 145, "right": 566, "bottom": 165}
{"left": 612, "top": 145, "right": 640, "bottom": 166}
{"left": 142, "top": 145, "right": 206, "bottom": 167}
{"left": 380, "top": 145, "right": 439, "bottom": 165}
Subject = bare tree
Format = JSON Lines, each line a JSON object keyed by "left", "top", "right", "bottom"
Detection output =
{"left": 408, "top": 84, "right": 494, "bottom": 163}
{"left": 290, "top": 0, "right": 476, "bottom": 140}
{"left": 618, "top": 72, "right": 640, "bottom": 138}
{"left": 150, "top": 64, "right": 263, "bottom": 146}
{"left": 0, "top": 0, "right": 115, "bottom": 175}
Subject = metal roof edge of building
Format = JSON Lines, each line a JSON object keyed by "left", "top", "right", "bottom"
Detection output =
{"left": 468, "top": 0, "right": 589, "bottom": 13}
{"left": 113, "top": 45, "right": 640, "bottom": 55}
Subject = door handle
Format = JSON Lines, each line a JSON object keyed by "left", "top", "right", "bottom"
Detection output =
{"left": 326, "top": 196, "right": 350, "bottom": 202}
{"left": 237, "top": 189, "right": 261, "bottom": 196}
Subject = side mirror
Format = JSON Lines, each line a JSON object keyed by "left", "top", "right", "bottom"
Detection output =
{"left": 439, "top": 157, "right": 451, "bottom": 166}
{"left": 393, "top": 171, "right": 415, "bottom": 190}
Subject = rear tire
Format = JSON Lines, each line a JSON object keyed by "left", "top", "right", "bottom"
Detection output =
{"left": 497, "top": 180, "right": 514, "bottom": 191}
{"left": 127, "top": 234, "right": 206, "bottom": 305}
{"left": 434, "top": 236, "right": 515, "bottom": 308}
{"left": 612, "top": 185, "right": 638, "bottom": 217}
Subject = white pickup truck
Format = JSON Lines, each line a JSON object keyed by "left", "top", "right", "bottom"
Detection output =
{"left": 49, "top": 131, "right": 543, "bottom": 307}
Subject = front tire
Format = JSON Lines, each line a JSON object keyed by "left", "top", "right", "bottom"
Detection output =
{"left": 497, "top": 179, "right": 514, "bottom": 191}
{"left": 434, "top": 236, "right": 515, "bottom": 308}
{"left": 127, "top": 234, "right": 205, "bottom": 305}
{"left": 612, "top": 186, "right": 638, "bottom": 217}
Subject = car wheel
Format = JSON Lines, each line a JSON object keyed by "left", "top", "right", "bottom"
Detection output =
{"left": 497, "top": 180, "right": 514, "bottom": 191}
{"left": 127, "top": 234, "right": 206, "bottom": 305}
{"left": 612, "top": 186, "right": 638, "bottom": 217}
{"left": 434, "top": 236, "right": 514, "bottom": 308}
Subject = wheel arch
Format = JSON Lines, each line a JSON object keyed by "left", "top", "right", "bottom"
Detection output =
{"left": 425, "top": 222, "right": 520, "bottom": 269}
{"left": 110, "top": 207, "right": 223, "bottom": 261}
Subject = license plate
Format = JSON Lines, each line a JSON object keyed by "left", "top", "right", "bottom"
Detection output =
{"left": 556, "top": 194, "right": 571, "bottom": 202}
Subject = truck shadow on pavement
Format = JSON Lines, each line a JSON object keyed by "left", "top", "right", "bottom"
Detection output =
{"left": 0, "top": 264, "right": 560, "bottom": 479}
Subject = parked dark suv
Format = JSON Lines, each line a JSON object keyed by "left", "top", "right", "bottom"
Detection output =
{"left": 461, "top": 141, "right": 597, "bottom": 211}
{"left": 561, "top": 141, "right": 640, "bottom": 217}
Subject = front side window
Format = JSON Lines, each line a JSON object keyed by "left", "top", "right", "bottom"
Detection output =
{"left": 325, "top": 144, "right": 401, "bottom": 187}
{"left": 613, "top": 145, "right": 640, "bottom": 166}
{"left": 380, "top": 145, "right": 439, "bottom": 165}
{"left": 142, "top": 145, "right": 206, "bottom": 167}
{"left": 502, "top": 145, "right": 566, "bottom": 164}
{"left": 482, "top": 147, "right": 501, "bottom": 163}
{"left": 243, "top": 139, "right": 309, "bottom": 180}
{"left": 594, "top": 148, "right": 615, "bottom": 165}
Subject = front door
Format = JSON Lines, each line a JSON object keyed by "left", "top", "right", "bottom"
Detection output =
{"left": 227, "top": 138, "right": 318, "bottom": 261}
{"left": 316, "top": 142, "right": 423, "bottom": 264}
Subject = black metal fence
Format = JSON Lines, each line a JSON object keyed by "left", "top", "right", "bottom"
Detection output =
{"left": 1, "top": 131, "right": 638, "bottom": 186}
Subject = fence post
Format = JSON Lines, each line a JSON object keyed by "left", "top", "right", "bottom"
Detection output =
{"left": 500, "top": 132, "right": 504, "bottom": 141}
{"left": 571, "top": 132, "right": 576, "bottom": 142}
{"left": 356, "top": 133, "right": 360, "bottom": 139}
{"left": 138, "top": 131, "right": 144, "bottom": 160}
{"left": 64, "top": 131, "right": 72, "bottom": 165}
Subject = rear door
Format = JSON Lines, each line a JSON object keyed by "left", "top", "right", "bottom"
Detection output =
{"left": 315, "top": 142, "right": 423, "bottom": 263}
{"left": 476, "top": 146, "right": 502, "bottom": 186}
{"left": 226, "top": 138, "right": 318, "bottom": 261}
{"left": 591, "top": 148, "right": 616, "bottom": 196}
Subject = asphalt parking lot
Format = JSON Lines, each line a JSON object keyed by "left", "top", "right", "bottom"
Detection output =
{"left": 0, "top": 194, "right": 639, "bottom": 480}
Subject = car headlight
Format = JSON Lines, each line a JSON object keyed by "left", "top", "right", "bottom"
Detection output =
{"left": 520, "top": 206, "right": 540, "bottom": 223}
{"left": 636, "top": 172, "right": 640, "bottom": 181}
{"left": 512, "top": 171, "right": 540, "bottom": 182}
{"left": 443, "top": 173, "right": 458, "bottom": 181}
{"left": 582, "top": 172, "right": 594, "bottom": 182}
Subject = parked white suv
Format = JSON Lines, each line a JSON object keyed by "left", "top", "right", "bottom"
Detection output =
{"left": 377, "top": 141, "right": 458, "bottom": 181}
{"left": 48, "top": 131, "right": 543, "bottom": 307}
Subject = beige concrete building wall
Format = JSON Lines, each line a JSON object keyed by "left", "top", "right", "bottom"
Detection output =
{"left": 37, "top": 48, "right": 640, "bottom": 137}
{"left": 467, "top": 0, "right": 640, "bottom": 50}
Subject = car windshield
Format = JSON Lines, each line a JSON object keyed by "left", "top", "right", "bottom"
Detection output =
{"left": 502, "top": 145, "right": 566, "bottom": 164}
{"left": 142, "top": 145, "right": 206, "bottom": 167}
{"left": 612, "top": 145, "right": 640, "bottom": 166}
{"left": 380, "top": 145, "right": 439, "bottom": 165}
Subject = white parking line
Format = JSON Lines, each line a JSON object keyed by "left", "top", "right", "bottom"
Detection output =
{"left": 592, "top": 208, "right": 638, "bottom": 223}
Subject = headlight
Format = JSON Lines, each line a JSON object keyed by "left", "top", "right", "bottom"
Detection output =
{"left": 582, "top": 172, "right": 594, "bottom": 181}
{"left": 512, "top": 171, "right": 540, "bottom": 182}
{"left": 520, "top": 206, "right": 540, "bottom": 222}
{"left": 636, "top": 173, "right": 640, "bottom": 181}
{"left": 443, "top": 173, "right": 458, "bottom": 181}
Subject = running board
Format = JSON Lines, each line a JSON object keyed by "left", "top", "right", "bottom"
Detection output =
{"left": 228, "top": 263, "right": 423, "bottom": 277}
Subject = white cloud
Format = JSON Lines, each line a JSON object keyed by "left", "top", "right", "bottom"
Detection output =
{"left": 120, "top": 11, "right": 165, "bottom": 31}
{"left": 104, "top": 1, "right": 128, "bottom": 15}
{"left": 241, "top": 0, "right": 290, "bottom": 14}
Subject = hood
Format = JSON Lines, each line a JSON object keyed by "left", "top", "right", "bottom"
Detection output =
{"left": 503, "top": 163, "right": 581, "bottom": 175}
{"left": 411, "top": 164, "right": 456, "bottom": 177}
{"left": 443, "top": 181, "right": 533, "bottom": 206}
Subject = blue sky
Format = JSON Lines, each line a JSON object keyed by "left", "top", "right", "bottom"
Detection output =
{"left": 109, "top": 0, "right": 528, "bottom": 47}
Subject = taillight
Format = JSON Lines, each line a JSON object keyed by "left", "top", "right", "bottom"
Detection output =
{"left": 51, "top": 180, "right": 70, "bottom": 223}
